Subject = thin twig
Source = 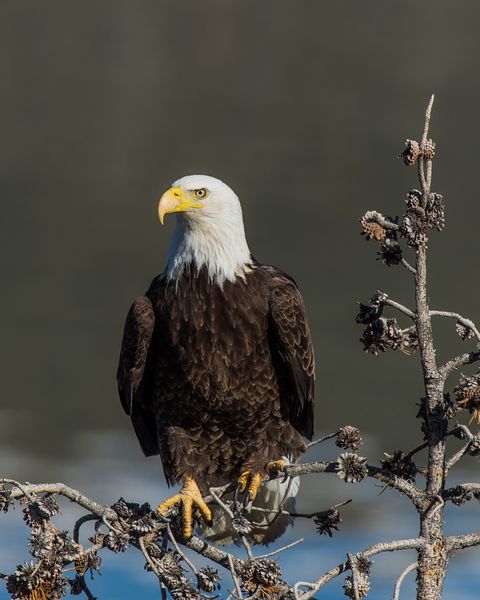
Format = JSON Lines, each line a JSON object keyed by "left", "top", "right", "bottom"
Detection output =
{"left": 256, "top": 538, "right": 304, "bottom": 559}
{"left": 296, "top": 537, "right": 425, "bottom": 600}
{"left": 1, "top": 478, "right": 35, "bottom": 502}
{"left": 306, "top": 431, "right": 338, "bottom": 449}
{"left": 425, "top": 495, "right": 444, "bottom": 521}
{"left": 250, "top": 498, "right": 352, "bottom": 520}
{"left": 73, "top": 514, "right": 99, "bottom": 543}
{"left": 384, "top": 298, "right": 416, "bottom": 320}
{"left": 209, "top": 487, "right": 234, "bottom": 518}
{"left": 430, "top": 310, "right": 480, "bottom": 345}
{"left": 401, "top": 258, "right": 417, "bottom": 275}
{"left": 139, "top": 536, "right": 161, "bottom": 577}
{"left": 392, "top": 561, "right": 418, "bottom": 600}
{"left": 228, "top": 553, "right": 243, "bottom": 599}
{"left": 439, "top": 350, "right": 480, "bottom": 379}
{"left": 167, "top": 524, "right": 198, "bottom": 575}
{"left": 445, "top": 441, "right": 472, "bottom": 473}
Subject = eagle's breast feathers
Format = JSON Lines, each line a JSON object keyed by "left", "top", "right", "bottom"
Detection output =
{"left": 117, "top": 262, "right": 315, "bottom": 487}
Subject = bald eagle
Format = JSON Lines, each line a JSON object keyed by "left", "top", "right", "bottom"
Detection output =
{"left": 117, "top": 175, "right": 315, "bottom": 542}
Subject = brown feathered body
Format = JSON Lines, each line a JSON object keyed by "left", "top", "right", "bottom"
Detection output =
{"left": 117, "top": 261, "right": 314, "bottom": 491}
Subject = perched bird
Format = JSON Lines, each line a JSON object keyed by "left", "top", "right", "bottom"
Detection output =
{"left": 117, "top": 175, "right": 315, "bottom": 542}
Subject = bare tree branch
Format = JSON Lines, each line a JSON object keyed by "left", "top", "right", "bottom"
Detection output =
{"left": 430, "top": 310, "right": 480, "bottom": 345}
{"left": 392, "top": 562, "right": 418, "bottom": 600}
{"left": 296, "top": 538, "right": 425, "bottom": 600}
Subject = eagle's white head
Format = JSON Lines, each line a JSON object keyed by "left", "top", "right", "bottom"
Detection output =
{"left": 158, "top": 175, "right": 252, "bottom": 285}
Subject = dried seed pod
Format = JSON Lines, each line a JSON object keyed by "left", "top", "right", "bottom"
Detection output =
{"left": 197, "top": 567, "right": 220, "bottom": 593}
{"left": 105, "top": 530, "right": 130, "bottom": 553}
{"left": 423, "top": 138, "right": 436, "bottom": 160}
{"left": 337, "top": 453, "right": 368, "bottom": 484}
{"left": 377, "top": 238, "right": 403, "bottom": 266}
{"left": 356, "top": 292, "right": 387, "bottom": 325}
{"left": 336, "top": 426, "right": 363, "bottom": 450}
{"left": 29, "top": 529, "right": 54, "bottom": 558}
{"left": 23, "top": 496, "right": 59, "bottom": 527}
{"left": 232, "top": 514, "right": 253, "bottom": 535}
{"left": 454, "top": 372, "right": 480, "bottom": 424}
{"left": 242, "top": 559, "right": 281, "bottom": 599}
{"left": 445, "top": 485, "right": 472, "bottom": 506}
{"left": 456, "top": 321, "right": 475, "bottom": 341}
{"left": 361, "top": 220, "right": 387, "bottom": 241}
{"left": 400, "top": 139, "right": 421, "bottom": 165}
{"left": 314, "top": 508, "right": 342, "bottom": 537}
{"left": 343, "top": 573, "right": 371, "bottom": 598}
{"left": 6, "top": 561, "right": 45, "bottom": 598}
{"left": 381, "top": 450, "right": 417, "bottom": 483}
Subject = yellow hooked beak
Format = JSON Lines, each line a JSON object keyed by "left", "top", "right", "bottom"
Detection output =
{"left": 158, "top": 187, "right": 205, "bottom": 224}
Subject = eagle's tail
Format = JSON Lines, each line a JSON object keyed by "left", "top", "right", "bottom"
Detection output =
{"left": 201, "top": 473, "right": 300, "bottom": 546}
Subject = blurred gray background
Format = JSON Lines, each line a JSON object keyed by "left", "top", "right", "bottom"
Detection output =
{"left": 1, "top": 2, "right": 480, "bottom": 596}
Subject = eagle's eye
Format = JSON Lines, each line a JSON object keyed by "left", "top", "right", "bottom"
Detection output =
{"left": 193, "top": 188, "right": 208, "bottom": 199}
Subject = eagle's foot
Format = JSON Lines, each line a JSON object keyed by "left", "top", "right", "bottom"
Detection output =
{"left": 237, "top": 471, "right": 263, "bottom": 502}
{"left": 156, "top": 476, "right": 212, "bottom": 539}
{"left": 266, "top": 459, "right": 288, "bottom": 474}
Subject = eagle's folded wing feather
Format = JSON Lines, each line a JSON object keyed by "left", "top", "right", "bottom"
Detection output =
{"left": 117, "top": 295, "right": 158, "bottom": 456}
{"left": 268, "top": 270, "right": 315, "bottom": 440}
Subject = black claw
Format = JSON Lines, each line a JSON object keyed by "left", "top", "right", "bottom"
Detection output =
{"left": 233, "top": 483, "right": 242, "bottom": 513}
{"left": 243, "top": 493, "right": 252, "bottom": 509}
{"left": 154, "top": 512, "right": 171, "bottom": 524}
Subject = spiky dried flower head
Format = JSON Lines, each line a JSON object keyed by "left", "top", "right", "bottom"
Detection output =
{"left": 73, "top": 551, "right": 101, "bottom": 578}
{"left": 242, "top": 559, "right": 281, "bottom": 599}
{"left": 454, "top": 372, "right": 480, "bottom": 425}
{"left": 400, "top": 139, "right": 421, "bottom": 165}
{"left": 336, "top": 426, "right": 363, "bottom": 450}
{"left": 377, "top": 238, "right": 403, "bottom": 266}
{"left": 343, "top": 573, "right": 371, "bottom": 598}
{"left": 28, "top": 529, "right": 54, "bottom": 559}
{"left": 0, "top": 488, "right": 11, "bottom": 513}
{"left": 381, "top": 450, "right": 417, "bottom": 483}
{"left": 23, "top": 496, "right": 60, "bottom": 528}
{"left": 337, "top": 453, "right": 368, "bottom": 484}
{"left": 314, "top": 508, "right": 342, "bottom": 537}
{"left": 105, "top": 529, "right": 130, "bottom": 553}
{"left": 197, "top": 567, "right": 220, "bottom": 593}
{"left": 356, "top": 555, "right": 372, "bottom": 575}
{"left": 6, "top": 561, "right": 45, "bottom": 599}
{"left": 157, "top": 550, "right": 184, "bottom": 579}
{"left": 111, "top": 497, "right": 133, "bottom": 519}
{"left": 360, "top": 318, "right": 418, "bottom": 356}
{"left": 423, "top": 139, "right": 436, "bottom": 160}
{"left": 456, "top": 321, "right": 475, "bottom": 341}
{"left": 356, "top": 292, "right": 387, "bottom": 325}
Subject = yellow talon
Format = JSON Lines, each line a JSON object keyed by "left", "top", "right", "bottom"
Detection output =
{"left": 238, "top": 471, "right": 263, "bottom": 501}
{"left": 156, "top": 476, "right": 212, "bottom": 539}
{"left": 267, "top": 459, "right": 288, "bottom": 473}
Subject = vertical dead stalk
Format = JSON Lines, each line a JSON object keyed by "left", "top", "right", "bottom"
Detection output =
{"left": 414, "top": 95, "right": 448, "bottom": 600}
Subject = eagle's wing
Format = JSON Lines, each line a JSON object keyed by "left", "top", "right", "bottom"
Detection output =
{"left": 267, "top": 269, "right": 315, "bottom": 440}
{"left": 117, "top": 295, "right": 159, "bottom": 456}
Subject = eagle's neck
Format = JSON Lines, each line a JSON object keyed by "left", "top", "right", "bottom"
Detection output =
{"left": 165, "top": 214, "right": 252, "bottom": 286}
